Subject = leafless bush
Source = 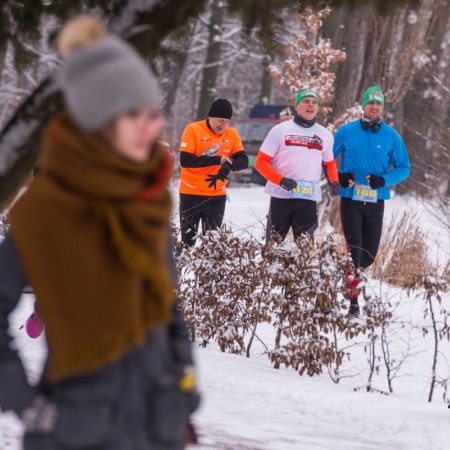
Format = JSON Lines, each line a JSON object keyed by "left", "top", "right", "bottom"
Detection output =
{"left": 377, "top": 296, "right": 413, "bottom": 394}
{"left": 266, "top": 234, "right": 361, "bottom": 380}
{"left": 176, "top": 223, "right": 448, "bottom": 400}
{"left": 363, "top": 287, "right": 394, "bottom": 394}
{"left": 407, "top": 273, "right": 449, "bottom": 402}
{"left": 177, "top": 227, "right": 264, "bottom": 354}
{"left": 176, "top": 227, "right": 394, "bottom": 382}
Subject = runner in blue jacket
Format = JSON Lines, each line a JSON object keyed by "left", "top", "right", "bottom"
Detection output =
{"left": 334, "top": 86, "right": 410, "bottom": 317}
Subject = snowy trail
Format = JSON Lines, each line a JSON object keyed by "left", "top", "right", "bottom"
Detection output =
{"left": 192, "top": 348, "right": 449, "bottom": 450}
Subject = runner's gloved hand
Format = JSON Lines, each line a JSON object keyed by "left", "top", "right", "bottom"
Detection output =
{"left": 330, "top": 181, "right": 340, "bottom": 196}
{"left": 218, "top": 162, "right": 232, "bottom": 178}
{"left": 280, "top": 177, "right": 298, "bottom": 191}
{"left": 338, "top": 172, "right": 355, "bottom": 188}
{"left": 367, "top": 174, "right": 385, "bottom": 189}
{"left": 205, "top": 162, "right": 232, "bottom": 190}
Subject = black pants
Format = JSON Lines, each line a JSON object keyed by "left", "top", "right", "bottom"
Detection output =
{"left": 340, "top": 197, "right": 385, "bottom": 269}
{"left": 179, "top": 194, "right": 227, "bottom": 246}
{"left": 267, "top": 197, "right": 318, "bottom": 241}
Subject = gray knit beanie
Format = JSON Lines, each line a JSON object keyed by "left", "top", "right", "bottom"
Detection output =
{"left": 61, "top": 36, "right": 161, "bottom": 131}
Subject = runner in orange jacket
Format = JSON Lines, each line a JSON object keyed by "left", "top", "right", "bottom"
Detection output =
{"left": 179, "top": 99, "right": 248, "bottom": 246}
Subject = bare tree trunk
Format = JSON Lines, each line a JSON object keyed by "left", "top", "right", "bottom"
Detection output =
{"left": 196, "top": 1, "right": 225, "bottom": 120}
{"left": 323, "top": 0, "right": 449, "bottom": 197}
{"left": 400, "top": 1, "right": 450, "bottom": 194}
{"left": 323, "top": 3, "right": 378, "bottom": 118}
{"left": 161, "top": 34, "right": 194, "bottom": 116}
{"left": 259, "top": 54, "right": 274, "bottom": 104}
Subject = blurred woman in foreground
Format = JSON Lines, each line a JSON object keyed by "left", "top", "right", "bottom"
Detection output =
{"left": 0, "top": 16, "right": 198, "bottom": 450}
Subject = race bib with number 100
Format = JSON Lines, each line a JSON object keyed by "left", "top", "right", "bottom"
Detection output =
{"left": 290, "top": 180, "right": 315, "bottom": 200}
{"left": 352, "top": 184, "right": 378, "bottom": 203}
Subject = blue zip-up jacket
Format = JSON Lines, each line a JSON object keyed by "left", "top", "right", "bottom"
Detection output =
{"left": 333, "top": 120, "right": 410, "bottom": 200}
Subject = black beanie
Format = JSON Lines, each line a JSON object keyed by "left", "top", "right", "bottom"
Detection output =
{"left": 208, "top": 98, "right": 233, "bottom": 119}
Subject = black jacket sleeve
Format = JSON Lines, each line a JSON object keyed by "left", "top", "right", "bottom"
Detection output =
{"left": 180, "top": 151, "right": 222, "bottom": 168}
{"left": 231, "top": 151, "right": 249, "bottom": 172}
{"left": 0, "top": 234, "right": 36, "bottom": 414}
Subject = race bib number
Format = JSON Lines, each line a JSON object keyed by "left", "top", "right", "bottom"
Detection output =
{"left": 352, "top": 184, "right": 378, "bottom": 203}
{"left": 290, "top": 180, "right": 315, "bottom": 200}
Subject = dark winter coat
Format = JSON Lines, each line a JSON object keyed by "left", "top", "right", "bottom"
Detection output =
{"left": 0, "top": 235, "right": 199, "bottom": 450}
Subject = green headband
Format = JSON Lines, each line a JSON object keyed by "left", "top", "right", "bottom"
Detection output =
{"left": 295, "top": 89, "right": 320, "bottom": 106}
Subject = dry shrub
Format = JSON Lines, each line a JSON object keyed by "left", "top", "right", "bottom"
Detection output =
{"left": 174, "top": 222, "right": 448, "bottom": 394}
{"left": 176, "top": 226, "right": 389, "bottom": 381}
{"left": 265, "top": 234, "right": 365, "bottom": 380}
{"left": 370, "top": 210, "right": 433, "bottom": 287}
{"left": 406, "top": 273, "right": 449, "bottom": 402}
{"left": 177, "top": 227, "right": 266, "bottom": 354}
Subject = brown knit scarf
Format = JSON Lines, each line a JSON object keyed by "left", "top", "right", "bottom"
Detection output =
{"left": 9, "top": 112, "right": 175, "bottom": 382}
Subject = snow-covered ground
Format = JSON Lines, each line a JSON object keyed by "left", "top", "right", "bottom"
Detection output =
{"left": 194, "top": 348, "right": 449, "bottom": 450}
{"left": 1, "top": 186, "right": 449, "bottom": 450}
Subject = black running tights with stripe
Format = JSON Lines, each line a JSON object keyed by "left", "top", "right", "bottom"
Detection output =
{"left": 340, "top": 197, "right": 385, "bottom": 269}
{"left": 179, "top": 194, "right": 227, "bottom": 246}
{"left": 267, "top": 197, "right": 318, "bottom": 241}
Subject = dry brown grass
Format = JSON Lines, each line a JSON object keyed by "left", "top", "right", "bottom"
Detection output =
{"left": 318, "top": 200, "right": 435, "bottom": 288}
{"left": 370, "top": 210, "right": 435, "bottom": 287}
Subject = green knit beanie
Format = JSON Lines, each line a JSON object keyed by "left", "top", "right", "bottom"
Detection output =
{"left": 361, "top": 86, "right": 385, "bottom": 109}
{"left": 294, "top": 88, "right": 320, "bottom": 106}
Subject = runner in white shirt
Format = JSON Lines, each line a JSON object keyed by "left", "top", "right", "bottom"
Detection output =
{"left": 255, "top": 89, "right": 340, "bottom": 240}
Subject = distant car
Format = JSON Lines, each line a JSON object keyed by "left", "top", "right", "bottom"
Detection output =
{"left": 232, "top": 119, "right": 278, "bottom": 185}
{"left": 231, "top": 105, "right": 292, "bottom": 185}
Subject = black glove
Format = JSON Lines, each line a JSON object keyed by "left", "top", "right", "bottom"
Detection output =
{"left": 330, "top": 181, "right": 340, "bottom": 196}
{"left": 205, "top": 162, "right": 232, "bottom": 190}
{"left": 218, "top": 162, "right": 232, "bottom": 178}
{"left": 338, "top": 172, "right": 355, "bottom": 188}
{"left": 205, "top": 174, "right": 220, "bottom": 190}
{"left": 280, "top": 177, "right": 298, "bottom": 191}
{"left": 368, "top": 174, "right": 385, "bottom": 189}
